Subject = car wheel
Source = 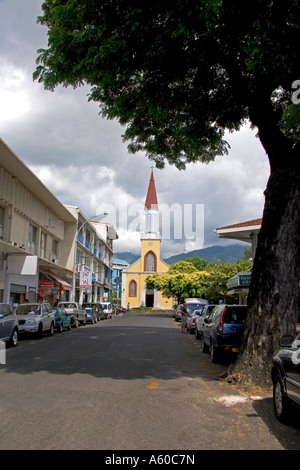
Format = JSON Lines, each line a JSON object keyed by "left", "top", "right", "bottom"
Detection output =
{"left": 273, "top": 374, "right": 291, "bottom": 423}
{"left": 57, "top": 323, "right": 63, "bottom": 333}
{"left": 201, "top": 338, "right": 209, "bottom": 353}
{"left": 8, "top": 328, "right": 18, "bottom": 347}
{"left": 48, "top": 323, "right": 54, "bottom": 336}
{"left": 210, "top": 343, "right": 220, "bottom": 363}
{"left": 36, "top": 324, "right": 43, "bottom": 338}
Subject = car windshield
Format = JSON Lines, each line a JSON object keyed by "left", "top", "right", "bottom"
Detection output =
{"left": 187, "top": 304, "right": 205, "bottom": 313}
{"left": 15, "top": 305, "right": 41, "bottom": 315}
{"left": 60, "top": 303, "right": 76, "bottom": 308}
{"left": 224, "top": 307, "right": 247, "bottom": 324}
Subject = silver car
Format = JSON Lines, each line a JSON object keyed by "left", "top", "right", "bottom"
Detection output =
{"left": 0, "top": 303, "right": 18, "bottom": 347}
{"left": 15, "top": 302, "right": 55, "bottom": 337}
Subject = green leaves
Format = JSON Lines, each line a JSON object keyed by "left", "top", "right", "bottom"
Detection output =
{"left": 34, "top": 0, "right": 300, "bottom": 169}
{"left": 145, "top": 257, "right": 252, "bottom": 303}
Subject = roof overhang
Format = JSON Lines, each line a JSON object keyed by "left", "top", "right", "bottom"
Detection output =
{"left": 0, "top": 139, "right": 77, "bottom": 224}
{"left": 214, "top": 219, "right": 262, "bottom": 243}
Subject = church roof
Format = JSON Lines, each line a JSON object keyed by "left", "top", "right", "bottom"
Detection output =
{"left": 145, "top": 170, "right": 158, "bottom": 210}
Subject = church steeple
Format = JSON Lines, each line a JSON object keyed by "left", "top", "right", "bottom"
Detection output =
{"left": 145, "top": 170, "right": 158, "bottom": 210}
{"left": 141, "top": 170, "right": 160, "bottom": 240}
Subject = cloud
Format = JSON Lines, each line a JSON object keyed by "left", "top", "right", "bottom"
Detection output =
{"left": 0, "top": 0, "right": 271, "bottom": 258}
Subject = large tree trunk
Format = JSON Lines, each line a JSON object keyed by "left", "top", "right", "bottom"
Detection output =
{"left": 231, "top": 102, "right": 300, "bottom": 387}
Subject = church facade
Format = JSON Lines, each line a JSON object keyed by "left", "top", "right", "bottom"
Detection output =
{"left": 122, "top": 171, "right": 173, "bottom": 309}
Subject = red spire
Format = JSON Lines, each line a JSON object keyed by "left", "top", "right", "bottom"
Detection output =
{"left": 145, "top": 170, "right": 158, "bottom": 210}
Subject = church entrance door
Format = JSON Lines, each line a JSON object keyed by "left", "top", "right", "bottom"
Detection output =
{"left": 145, "top": 289, "right": 154, "bottom": 308}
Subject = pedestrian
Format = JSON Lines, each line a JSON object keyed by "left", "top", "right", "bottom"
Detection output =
{"left": 181, "top": 304, "right": 187, "bottom": 333}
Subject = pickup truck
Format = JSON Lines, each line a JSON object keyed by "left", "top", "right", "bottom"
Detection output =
{"left": 15, "top": 302, "right": 55, "bottom": 338}
{"left": 57, "top": 302, "right": 87, "bottom": 327}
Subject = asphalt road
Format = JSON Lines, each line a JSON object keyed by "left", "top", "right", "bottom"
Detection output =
{"left": 0, "top": 311, "right": 299, "bottom": 451}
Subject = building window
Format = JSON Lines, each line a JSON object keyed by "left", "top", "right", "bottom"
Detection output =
{"left": 144, "top": 251, "right": 156, "bottom": 272}
{"left": 28, "top": 224, "right": 37, "bottom": 254}
{"left": 0, "top": 206, "right": 4, "bottom": 239}
{"left": 40, "top": 232, "right": 47, "bottom": 258}
{"left": 52, "top": 239, "right": 58, "bottom": 260}
{"left": 129, "top": 280, "right": 137, "bottom": 297}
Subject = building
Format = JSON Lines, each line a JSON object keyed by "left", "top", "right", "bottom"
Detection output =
{"left": 65, "top": 206, "right": 118, "bottom": 303}
{"left": 214, "top": 218, "right": 262, "bottom": 304}
{"left": 122, "top": 171, "right": 173, "bottom": 309}
{"left": 0, "top": 139, "right": 76, "bottom": 305}
{"left": 112, "top": 258, "right": 129, "bottom": 304}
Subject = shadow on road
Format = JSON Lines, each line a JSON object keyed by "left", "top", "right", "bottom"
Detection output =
{"left": 3, "top": 312, "right": 300, "bottom": 450}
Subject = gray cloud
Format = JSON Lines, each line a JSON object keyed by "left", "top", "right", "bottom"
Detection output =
{"left": 0, "top": 0, "right": 270, "bottom": 258}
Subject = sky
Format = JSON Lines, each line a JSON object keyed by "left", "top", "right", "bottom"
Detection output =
{"left": 0, "top": 0, "right": 271, "bottom": 259}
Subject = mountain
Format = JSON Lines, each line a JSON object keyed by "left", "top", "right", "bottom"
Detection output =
{"left": 114, "top": 243, "right": 249, "bottom": 265}
{"left": 163, "top": 244, "right": 248, "bottom": 265}
{"left": 113, "top": 252, "right": 140, "bottom": 265}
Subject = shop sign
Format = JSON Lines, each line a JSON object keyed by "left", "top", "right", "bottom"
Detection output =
{"left": 80, "top": 271, "right": 92, "bottom": 289}
{"left": 40, "top": 280, "right": 54, "bottom": 288}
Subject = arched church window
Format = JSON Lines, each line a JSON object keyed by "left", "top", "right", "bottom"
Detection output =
{"left": 129, "top": 280, "right": 137, "bottom": 297}
{"left": 144, "top": 251, "right": 156, "bottom": 272}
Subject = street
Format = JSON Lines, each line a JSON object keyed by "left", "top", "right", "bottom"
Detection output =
{"left": 0, "top": 311, "right": 299, "bottom": 451}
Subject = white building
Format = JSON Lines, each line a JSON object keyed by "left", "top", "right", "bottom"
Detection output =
{"left": 65, "top": 206, "right": 118, "bottom": 303}
{"left": 0, "top": 139, "right": 118, "bottom": 306}
{"left": 0, "top": 139, "right": 77, "bottom": 305}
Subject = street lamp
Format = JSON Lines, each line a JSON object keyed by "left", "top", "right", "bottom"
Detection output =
{"left": 72, "top": 211, "right": 109, "bottom": 301}
{"left": 77, "top": 211, "right": 109, "bottom": 233}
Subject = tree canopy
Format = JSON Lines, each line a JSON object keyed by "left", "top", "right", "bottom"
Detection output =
{"left": 34, "top": 0, "right": 300, "bottom": 170}
{"left": 145, "top": 257, "right": 252, "bottom": 303}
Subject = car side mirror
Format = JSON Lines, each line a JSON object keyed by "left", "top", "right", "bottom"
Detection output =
{"left": 279, "top": 335, "right": 294, "bottom": 348}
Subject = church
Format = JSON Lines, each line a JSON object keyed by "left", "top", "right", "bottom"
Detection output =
{"left": 122, "top": 171, "right": 173, "bottom": 309}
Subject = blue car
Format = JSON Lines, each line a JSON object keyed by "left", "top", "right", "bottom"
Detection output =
{"left": 53, "top": 307, "right": 71, "bottom": 333}
{"left": 201, "top": 304, "right": 247, "bottom": 363}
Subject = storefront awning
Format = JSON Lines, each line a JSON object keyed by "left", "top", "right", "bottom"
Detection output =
{"left": 41, "top": 270, "right": 72, "bottom": 290}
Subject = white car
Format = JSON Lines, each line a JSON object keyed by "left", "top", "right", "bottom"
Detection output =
{"left": 101, "top": 302, "right": 113, "bottom": 319}
{"left": 0, "top": 303, "right": 18, "bottom": 347}
{"left": 15, "top": 302, "right": 55, "bottom": 337}
{"left": 195, "top": 304, "right": 217, "bottom": 339}
{"left": 186, "top": 308, "right": 205, "bottom": 334}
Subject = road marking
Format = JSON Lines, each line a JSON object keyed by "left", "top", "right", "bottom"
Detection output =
{"left": 146, "top": 381, "right": 160, "bottom": 389}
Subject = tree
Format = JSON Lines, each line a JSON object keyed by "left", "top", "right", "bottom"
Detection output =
{"left": 184, "top": 257, "right": 208, "bottom": 271}
{"left": 145, "top": 270, "right": 210, "bottom": 304}
{"left": 34, "top": 1, "right": 300, "bottom": 386}
{"left": 203, "top": 259, "right": 252, "bottom": 303}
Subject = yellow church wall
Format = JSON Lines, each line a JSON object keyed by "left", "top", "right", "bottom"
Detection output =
{"left": 125, "top": 238, "right": 173, "bottom": 309}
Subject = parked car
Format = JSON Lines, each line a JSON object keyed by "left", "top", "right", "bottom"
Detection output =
{"left": 53, "top": 306, "right": 71, "bottom": 332}
{"left": 201, "top": 304, "right": 247, "bottom": 363}
{"left": 183, "top": 298, "right": 208, "bottom": 317}
{"left": 15, "top": 302, "right": 55, "bottom": 338}
{"left": 195, "top": 305, "right": 217, "bottom": 339}
{"left": 101, "top": 302, "right": 113, "bottom": 319}
{"left": 57, "top": 302, "right": 86, "bottom": 327}
{"left": 271, "top": 333, "right": 300, "bottom": 423}
{"left": 84, "top": 307, "right": 98, "bottom": 324}
{"left": 174, "top": 304, "right": 184, "bottom": 322}
{"left": 0, "top": 303, "right": 18, "bottom": 347}
{"left": 187, "top": 308, "right": 205, "bottom": 334}
{"left": 82, "top": 302, "right": 105, "bottom": 321}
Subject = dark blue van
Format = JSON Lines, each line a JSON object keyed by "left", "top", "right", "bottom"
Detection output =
{"left": 201, "top": 304, "right": 247, "bottom": 363}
